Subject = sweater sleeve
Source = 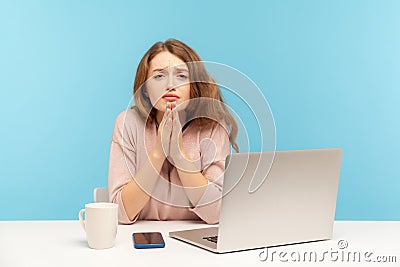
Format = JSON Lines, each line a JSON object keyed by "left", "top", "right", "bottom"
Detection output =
{"left": 108, "top": 111, "right": 140, "bottom": 224}
{"left": 189, "top": 122, "right": 231, "bottom": 224}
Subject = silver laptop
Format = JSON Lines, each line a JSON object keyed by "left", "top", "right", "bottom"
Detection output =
{"left": 169, "top": 148, "right": 342, "bottom": 253}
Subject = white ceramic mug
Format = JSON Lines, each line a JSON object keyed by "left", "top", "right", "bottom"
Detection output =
{"left": 78, "top": 203, "right": 118, "bottom": 249}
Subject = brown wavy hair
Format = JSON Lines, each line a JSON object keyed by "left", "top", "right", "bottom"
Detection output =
{"left": 132, "top": 39, "right": 239, "bottom": 152}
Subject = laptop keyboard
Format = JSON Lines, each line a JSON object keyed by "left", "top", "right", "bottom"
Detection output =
{"left": 203, "top": 235, "right": 218, "bottom": 244}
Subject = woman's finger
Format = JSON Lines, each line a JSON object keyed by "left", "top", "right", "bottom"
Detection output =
{"left": 158, "top": 103, "right": 172, "bottom": 130}
{"left": 156, "top": 103, "right": 173, "bottom": 156}
{"left": 171, "top": 107, "right": 182, "bottom": 142}
{"left": 160, "top": 117, "right": 171, "bottom": 157}
{"left": 162, "top": 102, "right": 171, "bottom": 121}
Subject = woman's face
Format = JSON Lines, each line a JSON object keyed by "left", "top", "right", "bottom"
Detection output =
{"left": 146, "top": 51, "right": 191, "bottom": 113}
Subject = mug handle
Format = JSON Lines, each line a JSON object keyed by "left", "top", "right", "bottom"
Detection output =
{"left": 78, "top": 209, "right": 86, "bottom": 231}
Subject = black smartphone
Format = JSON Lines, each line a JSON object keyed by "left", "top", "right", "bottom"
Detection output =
{"left": 132, "top": 232, "right": 165, "bottom": 249}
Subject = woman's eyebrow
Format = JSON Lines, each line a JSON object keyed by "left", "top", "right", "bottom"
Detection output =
{"left": 151, "top": 67, "right": 168, "bottom": 73}
{"left": 174, "top": 67, "right": 189, "bottom": 72}
{"left": 151, "top": 66, "right": 189, "bottom": 73}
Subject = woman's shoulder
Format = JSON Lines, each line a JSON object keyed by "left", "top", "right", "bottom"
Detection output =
{"left": 112, "top": 107, "right": 147, "bottom": 140}
{"left": 114, "top": 107, "right": 146, "bottom": 128}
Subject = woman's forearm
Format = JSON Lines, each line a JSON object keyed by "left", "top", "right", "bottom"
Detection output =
{"left": 121, "top": 147, "right": 166, "bottom": 221}
{"left": 176, "top": 158, "right": 209, "bottom": 207}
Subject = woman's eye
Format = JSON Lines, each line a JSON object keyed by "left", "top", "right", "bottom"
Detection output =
{"left": 153, "top": 74, "right": 165, "bottom": 79}
{"left": 177, "top": 74, "right": 188, "bottom": 79}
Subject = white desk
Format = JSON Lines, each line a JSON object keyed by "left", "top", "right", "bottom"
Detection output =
{"left": 0, "top": 220, "right": 399, "bottom": 267}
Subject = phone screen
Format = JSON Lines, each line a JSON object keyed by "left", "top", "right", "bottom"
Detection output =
{"left": 132, "top": 232, "right": 165, "bottom": 248}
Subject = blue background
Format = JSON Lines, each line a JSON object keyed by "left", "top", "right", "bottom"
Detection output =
{"left": 1, "top": 0, "right": 399, "bottom": 220}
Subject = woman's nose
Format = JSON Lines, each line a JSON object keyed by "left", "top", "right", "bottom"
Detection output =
{"left": 167, "top": 71, "right": 175, "bottom": 90}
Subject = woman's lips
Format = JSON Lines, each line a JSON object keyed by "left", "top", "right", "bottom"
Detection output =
{"left": 162, "top": 96, "right": 179, "bottom": 102}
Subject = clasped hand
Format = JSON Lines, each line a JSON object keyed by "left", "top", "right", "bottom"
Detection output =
{"left": 156, "top": 103, "right": 193, "bottom": 171}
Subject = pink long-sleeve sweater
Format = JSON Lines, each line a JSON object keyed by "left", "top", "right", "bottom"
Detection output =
{"left": 108, "top": 108, "right": 230, "bottom": 224}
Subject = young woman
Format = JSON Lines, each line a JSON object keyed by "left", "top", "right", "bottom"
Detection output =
{"left": 108, "top": 39, "right": 238, "bottom": 224}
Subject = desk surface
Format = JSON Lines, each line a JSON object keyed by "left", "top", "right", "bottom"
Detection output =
{"left": 0, "top": 220, "right": 399, "bottom": 267}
